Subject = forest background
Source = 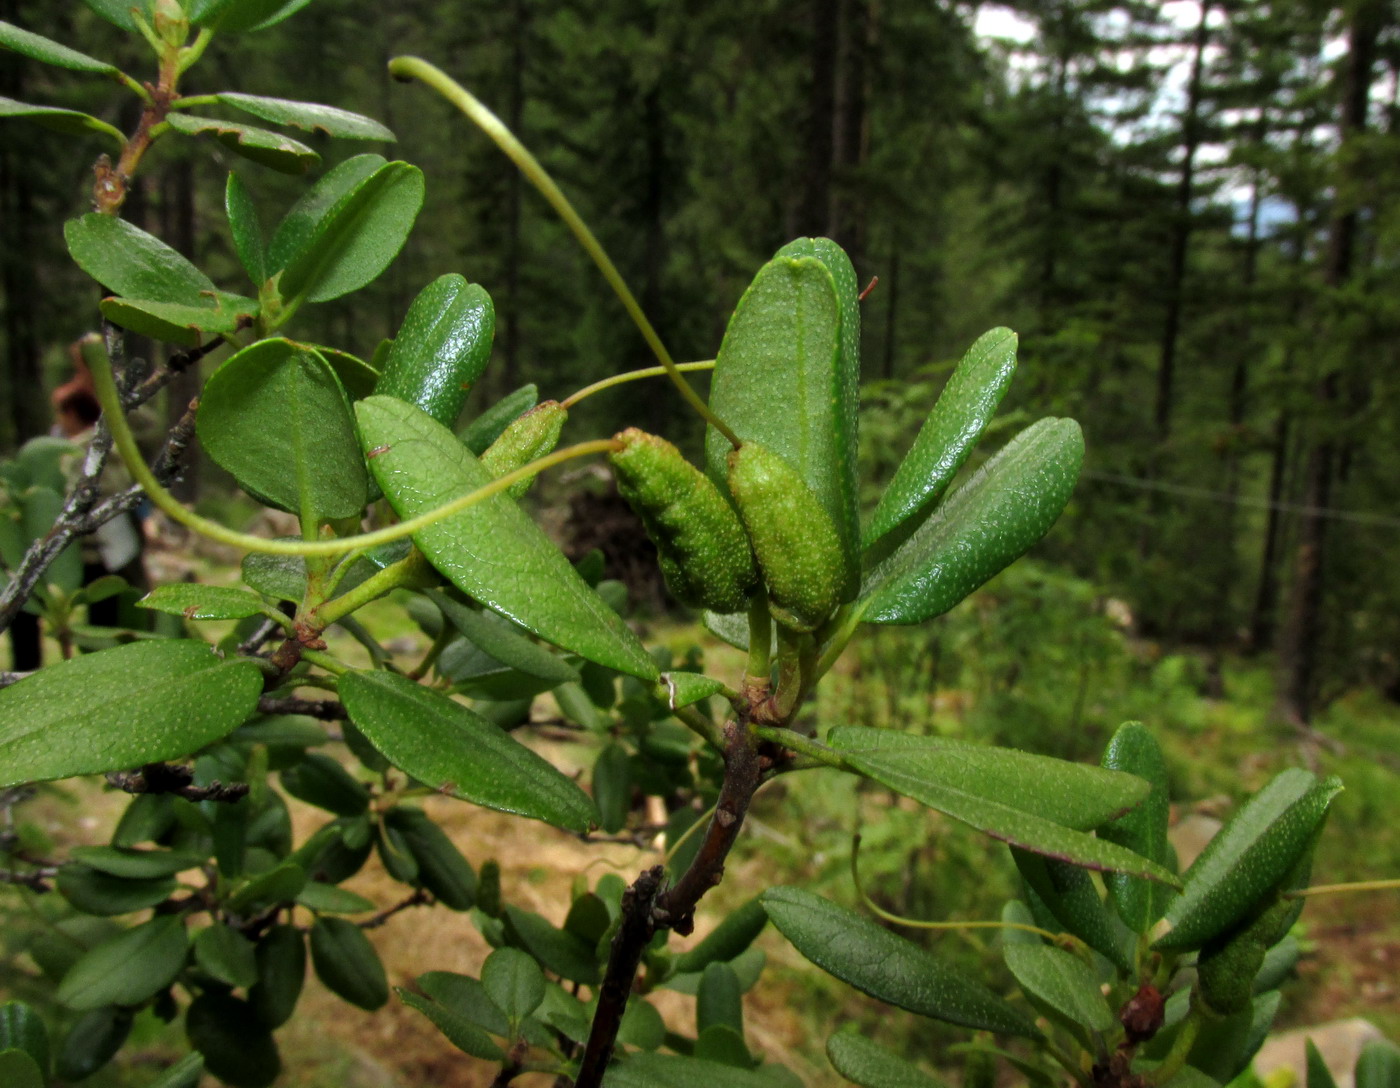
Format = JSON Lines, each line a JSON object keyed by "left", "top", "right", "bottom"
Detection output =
{"left": 4, "top": 0, "right": 1398, "bottom": 732}
{"left": 2, "top": 0, "right": 1400, "bottom": 1083}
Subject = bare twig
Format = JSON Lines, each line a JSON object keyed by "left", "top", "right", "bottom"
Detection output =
{"left": 357, "top": 888, "right": 431, "bottom": 929}
{"left": 106, "top": 762, "right": 249, "bottom": 803}
{"left": 0, "top": 866, "right": 59, "bottom": 892}
{"left": 256, "top": 695, "right": 348, "bottom": 720}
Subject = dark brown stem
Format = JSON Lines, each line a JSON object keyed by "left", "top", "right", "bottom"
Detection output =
{"left": 357, "top": 888, "right": 431, "bottom": 929}
{"left": 573, "top": 718, "right": 764, "bottom": 1088}
{"left": 105, "top": 763, "right": 248, "bottom": 803}
{"left": 256, "top": 695, "right": 348, "bottom": 720}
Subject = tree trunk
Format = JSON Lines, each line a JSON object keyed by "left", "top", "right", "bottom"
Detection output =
{"left": 793, "top": 0, "right": 839, "bottom": 237}
{"left": 1275, "top": 1, "right": 1381, "bottom": 727}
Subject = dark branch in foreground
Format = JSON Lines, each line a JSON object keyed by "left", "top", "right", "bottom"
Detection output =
{"left": 572, "top": 718, "right": 766, "bottom": 1088}
{"left": 256, "top": 695, "right": 349, "bottom": 720}
{"left": 106, "top": 763, "right": 249, "bottom": 803}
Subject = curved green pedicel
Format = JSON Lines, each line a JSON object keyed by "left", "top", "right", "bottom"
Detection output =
{"left": 704, "top": 246, "right": 859, "bottom": 600}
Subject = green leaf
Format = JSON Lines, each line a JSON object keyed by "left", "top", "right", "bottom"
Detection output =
{"left": 142, "top": 1052, "right": 205, "bottom": 1088}
{"left": 1305, "top": 1039, "right": 1339, "bottom": 1088}
{"left": 760, "top": 887, "right": 1039, "bottom": 1037}
{"left": 592, "top": 743, "right": 631, "bottom": 834}
{"left": 705, "top": 252, "right": 858, "bottom": 598}
{"left": 830, "top": 727, "right": 1147, "bottom": 830}
{"left": 376, "top": 275, "right": 495, "bottom": 428}
{"left": 339, "top": 670, "right": 597, "bottom": 832}
{"left": 1155, "top": 770, "right": 1342, "bottom": 952}
{"left": 194, "top": 924, "right": 259, "bottom": 989}
{"left": 1356, "top": 1042, "right": 1400, "bottom": 1088}
{"left": 672, "top": 898, "right": 768, "bottom": 975}
{"left": 418, "top": 972, "right": 511, "bottom": 1036}
{"left": 56, "top": 915, "right": 188, "bottom": 1010}
{"left": 309, "top": 917, "right": 387, "bottom": 1010}
{"left": 55, "top": 1007, "right": 131, "bottom": 1081}
{"left": 0, "top": 1000, "right": 50, "bottom": 1082}
{"left": 188, "top": 0, "right": 315, "bottom": 32}
{"left": 269, "top": 155, "right": 384, "bottom": 273}
{"left": 396, "top": 988, "right": 505, "bottom": 1061}
{"left": 197, "top": 339, "right": 367, "bottom": 519}
{"left": 163, "top": 112, "right": 319, "bottom": 174}
{"left": 858, "top": 418, "right": 1083, "bottom": 624}
{"left": 603, "top": 1053, "right": 798, "bottom": 1088}
{"left": 460, "top": 384, "right": 539, "bottom": 454}
{"left": 317, "top": 347, "right": 380, "bottom": 400}
{"left": 356, "top": 396, "right": 658, "bottom": 680}
{"left": 99, "top": 293, "right": 258, "bottom": 347}
{"left": 503, "top": 906, "right": 600, "bottom": 985}
{"left": 1011, "top": 850, "right": 1133, "bottom": 972}
{"left": 0, "top": 640, "right": 261, "bottom": 788}
{"left": 481, "top": 948, "right": 544, "bottom": 1030}
{"left": 65, "top": 214, "right": 216, "bottom": 303}
{"left": 212, "top": 93, "right": 393, "bottom": 140}
{"left": 619, "top": 998, "right": 666, "bottom": 1051}
{"left": 0, "top": 1049, "right": 44, "bottom": 1088}
{"left": 138, "top": 584, "right": 272, "bottom": 621}
{"left": 225, "top": 861, "right": 307, "bottom": 913}
{"left": 660, "top": 671, "right": 726, "bottom": 712}
{"left": 0, "top": 22, "right": 117, "bottom": 74}
{"left": 70, "top": 845, "right": 202, "bottom": 878}
{"left": 693, "top": 1024, "right": 754, "bottom": 1068}
{"left": 864, "top": 328, "right": 1018, "bottom": 563}
{"left": 57, "top": 865, "right": 177, "bottom": 915}
{"left": 278, "top": 161, "right": 424, "bottom": 304}
{"left": 249, "top": 924, "right": 305, "bottom": 1029}
{"left": 1002, "top": 943, "right": 1114, "bottom": 1033}
{"left": 280, "top": 752, "right": 369, "bottom": 816}
{"left": 430, "top": 592, "right": 579, "bottom": 686}
{"left": 295, "top": 882, "right": 374, "bottom": 914}
{"left": 226, "top": 173, "right": 267, "bottom": 284}
{"left": 826, "top": 1030, "right": 948, "bottom": 1088}
{"left": 80, "top": 0, "right": 153, "bottom": 31}
{"left": 185, "top": 992, "right": 280, "bottom": 1088}
{"left": 697, "top": 962, "right": 743, "bottom": 1035}
{"left": 1100, "top": 722, "right": 1172, "bottom": 931}
{"left": 0, "top": 96, "right": 123, "bottom": 145}
{"left": 382, "top": 807, "right": 477, "bottom": 910}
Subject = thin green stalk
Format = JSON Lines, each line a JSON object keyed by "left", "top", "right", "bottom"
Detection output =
{"left": 669, "top": 702, "right": 726, "bottom": 751}
{"left": 661, "top": 801, "right": 718, "bottom": 869}
{"left": 408, "top": 622, "right": 454, "bottom": 681}
{"left": 750, "top": 726, "right": 847, "bottom": 769}
{"left": 562, "top": 360, "right": 715, "bottom": 410}
{"left": 812, "top": 603, "right": 859, "bottom": 683}
{"left": 387, "top": 56, "right": 740, "bottom": 449}
{"left": 90, "top": 340, "right": 621, "bottom": 556}
{"left": 176, "top": 28, "right": 213, "bottom": 74}
{"left": 313, "top": 551, "right": 425, "bottom": 628}
{"left": 849, "top": 833, "right": 1060, "bottom": 940}
{"left": 299, "top": 648, "right": 350, "bottom": 676}
{"left": 1145, "top": 1011, "right": 1201, "bottom": 1085}
{"left": 321, "top": 547, "right": 369, "bottom": 599}
{"left": 1286, "top": 878, "right": 1400, "bottom": 898}
{"left": 745, "top": 593, "right": 772, "bottom": 682}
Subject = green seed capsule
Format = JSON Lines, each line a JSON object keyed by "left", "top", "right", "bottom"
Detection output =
{"left": 479, "top": 401, "right": 567, "bottom": 498}
{"left": 610, "top": 428, "right": 757, "bottom": 614}
{"left": 727, "top": 441, "right": 843, "bottom": 632}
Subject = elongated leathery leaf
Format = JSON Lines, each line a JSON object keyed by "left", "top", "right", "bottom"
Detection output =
{"left": 339, "top": 670, "right": 597, "bottom": 831}
{"left": 828, "top": 729, "right": 1176, "bottom": 882}
{"left": 198, "top": 340, "right": 367, "bottom": 519}
{"left": 65, "top": 214, "right": 217, "bottom": 304}
{"left": 1003, "top": 943, "right": 1115, "bottom": 1034}
{"left": 57, "top": 915, "right": 188, "bottom": 1010}
{"left": 1155, "top": 769, "right": 1342, "bottom": 952}
{"left": 829, "top": 728, "right": 1147, "bottom": 830}
{"left": 858, "top": 418, "right": 1083, "bottom": 625}
{"left": 139, "top": 583, "right": 273, "bottom": 621}
{"left": 80, "top": 0, "right": 153, "bottom": 31}
{"left": 865, "top": 328, "right": 1018, "bottom": 564}
{"left": 0, "top": 640, "right": 260, "bottom": 788}
{"left": 213, "top": 93, "right": 394, "bottom": 141}
{"left": 376, "top": 275, "right": 495, "bottom": 428}
{"left": 226, "top": 173, "right": 267, "bottom": 284}
{"left": 396, "top": 988, "right": 505, "bottom": 1061}
{"left": 0, "top": 20, "right": 119, "bottom": 73}
{"left": 188, "top": 0, "right": 315, "bottom": 33}
{"left": 163, "top": 112, "right": 319, "bottom": 174}
{"left": 310, "top": 918, "right": 387, "bottom": 1010}
{"left": 704, "top": 251, "right": 859, "bottom": 598}
{"left": 100, "top": 294, "right": 257, "bottom": 348}
{"left": 0, "top": 1001, "right": 50, "bottom": 1080}
{"left": 602, "top": 1053, "right": 783, "bottom": 1088}
{"left": 430, "top": 591, "right": 579, "bottom": 686}
{"left": 827, "top": 1029, "right": 949, "bottom": 1088}
{"left": 0, "top": 96, "right": 123, "bottom": 144}
{"left": 356, "top": 395, "right": 657, "bottom": 680}
{"left": 1012, "top": 849, "right": 1133, "bottom": 971}
{"left": 776, "top": 237, "right": 862, "bottom": 596}
{"left": 278, "top": 161, "right": 423, "bottom": 303}
{"left": 1100, "top": 722, "right": 1172, "bottom": 930}
{"left": 762, "top": 887, "right": 1039, "bottom": 1036}
{"left": 268, "top": 154, "right": 383, "bottom": 274}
